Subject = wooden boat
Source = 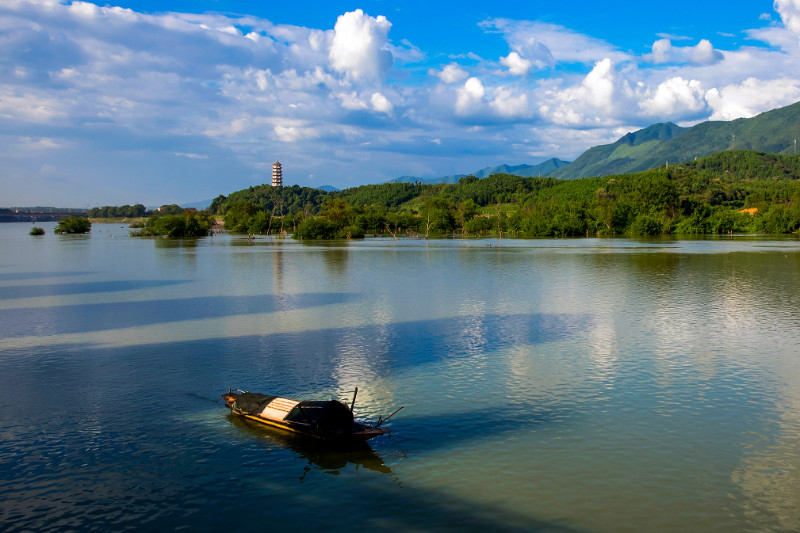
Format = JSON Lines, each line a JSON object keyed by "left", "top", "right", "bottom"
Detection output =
{"left": 222, "top": 387, "right": 400, "bottom": 442}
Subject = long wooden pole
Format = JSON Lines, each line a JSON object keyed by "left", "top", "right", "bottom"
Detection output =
{"left": 350, "top": 386, "right": 358, "bottom": 413}
{"left": 376, "top": 406, "right": 403, "bottom": 427}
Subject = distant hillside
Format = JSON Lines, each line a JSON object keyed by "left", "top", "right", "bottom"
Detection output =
{"left": 181, "top": 199, "right": 212, "bottom": 210}
{"left": 510, "top": 158, "right": 571, "bottom": 177}
{"left": 393, "top": 158, "right": 570, "bottom": 184}
{"left": 550, "top": 122, "right": 686, "bottom": 179}
{"left": 552, "top": 100, "right": 800, "bottom": 179}
{"left": 317, "top": 185, "right": 341, "bottom": 192}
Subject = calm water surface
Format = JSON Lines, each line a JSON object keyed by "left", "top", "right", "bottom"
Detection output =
{"left": 1, "top": 223, "right": 799, "bottom": 532}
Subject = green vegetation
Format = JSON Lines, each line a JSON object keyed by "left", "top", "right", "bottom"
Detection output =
{"left": 29, "top": 226, "right": 45, "bottom": 235}
{"left": 54, "top": 217, "right": 91, "bottom": 234}
{"left": 130, "top": 210, "right": 214, "bottom": 237}
{"left": 204, "top": 150, "right": 800, "bottom": 239}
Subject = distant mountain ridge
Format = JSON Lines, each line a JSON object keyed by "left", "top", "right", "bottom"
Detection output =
{"left": 394, "top": 99, "right": 800, "bottom": 185}
{"left": 393, "top": 158, "right": 570, "bottom": 185}
{"left": 551, "top": 100, "right": 800, "bottom": 179}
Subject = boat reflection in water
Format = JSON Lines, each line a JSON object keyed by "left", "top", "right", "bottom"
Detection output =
{"left": 225, "top": 413, "right": 393, "bottom": 479}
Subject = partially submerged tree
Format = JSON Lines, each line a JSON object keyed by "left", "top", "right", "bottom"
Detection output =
{"left": 54, "top": 217, "right": 91, "bottom": 234}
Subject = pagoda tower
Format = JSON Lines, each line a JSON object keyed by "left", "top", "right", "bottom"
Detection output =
{"left": 271, "top": 159, "right": 283, "bottom": 187}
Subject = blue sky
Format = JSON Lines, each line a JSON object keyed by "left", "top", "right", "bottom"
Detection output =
{"left": 2, "top": 0, "right": 800, "bottom": 206}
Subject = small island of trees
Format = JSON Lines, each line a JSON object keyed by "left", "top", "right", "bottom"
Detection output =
{"left": 54, "top": 217, "right": 92, "bottom": 234}
{"left": 130, "top": 210, "right": 214, "bottom": 238}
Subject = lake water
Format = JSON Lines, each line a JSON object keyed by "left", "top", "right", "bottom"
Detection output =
{"left": 1, "top": 222, "right": 799, "bottom": 532}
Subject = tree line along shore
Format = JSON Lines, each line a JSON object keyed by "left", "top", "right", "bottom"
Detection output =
{"left": 83, "top": 150, "right": 800, "bottom": 239}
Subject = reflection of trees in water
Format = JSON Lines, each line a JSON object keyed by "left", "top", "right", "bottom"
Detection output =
{"left": 322, "top": 245, "right": 349, "bottom": 277}
{"left": 154, "top": 237, "right": 198, "bottom": 272}
{"left": 272, "top": 244, "right": 284, "bottom": 294}
{"left": 226, "top": 414, "right": 393, "bottom": 480}
{"left": 154, "top": 238, "right": 200, "bottom": 249}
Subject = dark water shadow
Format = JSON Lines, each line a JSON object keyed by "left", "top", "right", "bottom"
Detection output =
{"left": 0, "top": 292, "right": 358, "bottom": 337}
{"left": 389, "top": 405, "right": 566, "bottom": 454}
{"left": 316, "top": 478, "right": 590, "bottom": 532}
{"left": 225, "top": 413, "right": 393, "bottom": 478}
{"left": 0, "top": 271, "right": 96, "bottom": 282}
{"left": 0, "top": 279, "right": 185, "bottom": 300}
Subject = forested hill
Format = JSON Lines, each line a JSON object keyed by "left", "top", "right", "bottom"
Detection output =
{"left": 208, "top": 183, "right": 330, "bottom": 216}
{"left": 551, "top": 100, "right": 800, "bottom": 180}
{"left": 207, "top": 150, "right": 800, "bottom": 237}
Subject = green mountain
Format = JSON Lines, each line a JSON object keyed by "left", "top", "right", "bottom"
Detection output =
{"left": 394, "top": 158, "right": 570, "bottom": 184}
{"left": 471, "top": 159, "right": 570, "bottom": 178}
{"left": 551, "top": 100, "right": 800, "bottom": 179}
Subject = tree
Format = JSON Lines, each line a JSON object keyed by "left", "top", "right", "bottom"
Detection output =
{"left": 293, "top": 217, "right": 339, "bottom": 239}
{"left": 355, "top": 204, "right": 388, "bottom": 234}
{"left": 224, "top": 201, "right": 261, "bottom": 233}
{"left": 456, "top": 199, "right": 479, "bottom": 234}
{"left": 319, "top": 198, "right": 354, "bottom": 228}
{"left": 157, "top": 204, "right": 184, "bottom": 215}
{"left": 420, "top": 197, "right": 456, "bottom": 236}
{"left": 464, "top": 216, "right": 493, "bottom": 234}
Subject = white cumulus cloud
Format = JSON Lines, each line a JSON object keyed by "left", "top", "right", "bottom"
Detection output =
{"left": 490, "top": 87, "right": 530, "bottom": 117}
{"left": 329, "top": 9, "right": 392, "bottom": 81}
{"left": 705, "top": 77, "right": 800, "bottom": 120}
{"left": 337, "top": 91, "right": 369, "bottom": 110}
{"left": 483, "top": 19, "right": 626, "bottom": 66}
{"left": 273, "top": 121, "right": 321, "bottom": 142}
{"left": 583, "top": 58, "right": 616, "bottom": 108}
{"left": 652, "top": 39, "right": 673, "bottom": 63}
{"left": 648, "top": 38, "right": 722, "bottom": 65}
{"left": 689, "top": 39, "right": 723, "bottom": 65}
{"left": 775, "top": 0, "right": 800, "bottom": 37}
{"left": 500, "top": 52, "right": 532, "bottom": 76}
{"left": 538, "top": 58, "right": 624, "bottom": 126}
{"left": 456, "top": 77, "right": 485, "bottom": 114}
{"left": 432, "top": 63, "right": 469, "bottom": 84}
{"left": 639, "top": 77, "right": 707, "bottom": 117}
{"left": 370, "top": 92, "right": 393, "bottom": 114}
